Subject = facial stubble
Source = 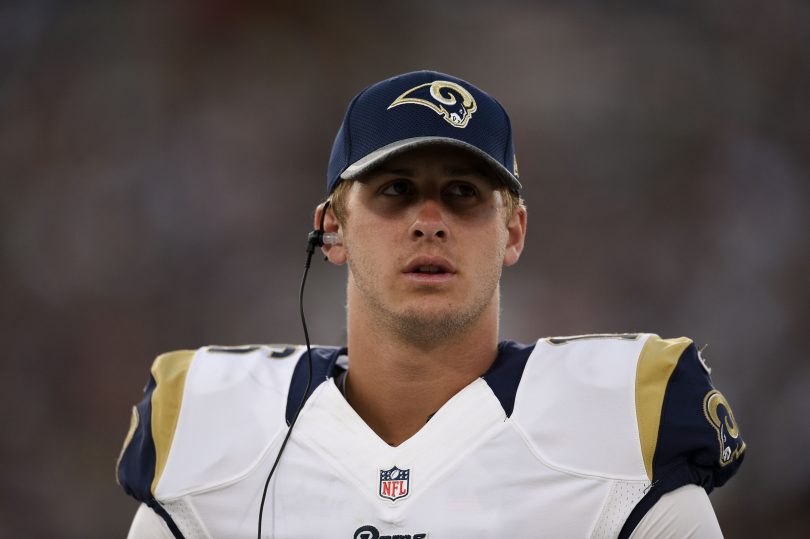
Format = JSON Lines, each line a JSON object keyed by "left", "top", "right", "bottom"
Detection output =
{"left": 345, "top": 241, "right": 505, "bottom": 349}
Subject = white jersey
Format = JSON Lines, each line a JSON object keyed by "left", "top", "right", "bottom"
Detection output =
{"left": 117, "top": 334, "right": 745, "bottom": 538}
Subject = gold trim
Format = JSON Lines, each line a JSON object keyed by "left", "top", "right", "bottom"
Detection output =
{"left": 635, "top": 335, "right": 692, "bottom": 480}
{"left": 150, "top": 350, "right": 195, "bottom": 495}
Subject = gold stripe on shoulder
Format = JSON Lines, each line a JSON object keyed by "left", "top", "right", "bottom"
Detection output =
{"left": 150, "top": 349, "right": 196, "bottom": 495}
{"left": 635, "top": 335, "right": 692, "bottom": 481}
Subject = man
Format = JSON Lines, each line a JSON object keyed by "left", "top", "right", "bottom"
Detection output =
{"left": 118, "top": 70, "right": 745, "bottom": 538}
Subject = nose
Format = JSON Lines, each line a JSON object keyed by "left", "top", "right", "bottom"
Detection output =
{"left": 409, "top": 199, "right": 447, "bottom": 241}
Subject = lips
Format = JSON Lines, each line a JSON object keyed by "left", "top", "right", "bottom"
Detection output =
{"left": 404, "top": 257, "right": 455, "bottom": 274}
{"left": 403, "top": 257, "right": 456, "bottom": 277}
{"left": 412, "top": 265, "right": 443, "bottom": 274}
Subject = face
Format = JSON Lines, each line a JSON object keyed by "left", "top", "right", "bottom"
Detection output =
{"left": 322, "top": 146, "right": 526, "bottom": 344}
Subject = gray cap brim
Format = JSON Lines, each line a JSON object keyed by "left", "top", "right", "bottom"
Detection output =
{"left": 340, "top": 136, "right": 522, "bottom": 193}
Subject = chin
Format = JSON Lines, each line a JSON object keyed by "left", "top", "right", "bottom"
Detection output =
{"left": 395, "top": 301, "right": 486, "bottom": 334}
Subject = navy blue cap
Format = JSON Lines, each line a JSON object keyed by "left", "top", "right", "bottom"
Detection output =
{"left": 326, "top": 70, "right": 521, "bottom": 195}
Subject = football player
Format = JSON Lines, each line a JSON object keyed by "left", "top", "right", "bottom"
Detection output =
{"left": 118, "top": 71, "right": 745, "bottom": 538}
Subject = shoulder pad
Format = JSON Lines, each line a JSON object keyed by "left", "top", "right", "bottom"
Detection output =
{"left": 514, "top": 333, "right": 652, "bottom": 479}
{"left": 117, "top": 344, "right": 306, "bottom": 502}
{"left": 513, "top": 333, "right": 744, "bottom": 487}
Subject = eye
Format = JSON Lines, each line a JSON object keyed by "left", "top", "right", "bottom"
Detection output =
{"left": 380, "top": 180, "right": 414, "bottom": 196}
{"left": 444, "top": 182, "right": 479, "bottom": 198}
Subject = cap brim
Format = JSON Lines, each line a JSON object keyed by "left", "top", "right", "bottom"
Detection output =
{"left": 340, "top": 137, "right": 522, "bottom": 193}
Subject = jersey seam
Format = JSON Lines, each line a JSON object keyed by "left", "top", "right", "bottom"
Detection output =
{"left": 508, "top": 418, "right": 650, "bottom": 483}
{"left": 156, "top": 425, "right": 288, "bottom": 500}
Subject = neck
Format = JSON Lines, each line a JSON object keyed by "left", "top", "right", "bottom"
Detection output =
{"left": 343, "top": 286, "right": 500, "bottom": 446}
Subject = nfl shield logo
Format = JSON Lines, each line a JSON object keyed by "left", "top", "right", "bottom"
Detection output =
{"left": 379, "top": 466, "right": 410, "bottom": 501}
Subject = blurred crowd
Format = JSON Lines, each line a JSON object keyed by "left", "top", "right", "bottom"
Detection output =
{"left": 1, "top": 1, "right": 808, "bottom": 537}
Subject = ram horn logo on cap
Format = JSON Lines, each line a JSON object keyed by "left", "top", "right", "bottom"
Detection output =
{"left": 388, "top": 80, "right": 477, "bottom": 128}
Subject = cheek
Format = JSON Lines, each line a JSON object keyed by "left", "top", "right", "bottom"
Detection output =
{"left": 347, "top": 212, "right": 404, "bottom": 246}
{"left": 474, "top": 226, "right": 509, "bottom": 254}
{"left": 342, "top": 221, "right": 388, "bottom": 267}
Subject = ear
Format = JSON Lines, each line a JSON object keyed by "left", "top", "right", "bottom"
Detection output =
{"left": 314, "top": 202, "right": 345, "bottom": 265}
{"left": 503, "top": 206, "right": 527, "bottom": 267}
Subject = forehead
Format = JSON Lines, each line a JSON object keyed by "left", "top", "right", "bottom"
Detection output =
{"left": 360, "top": 145, "right": 498, "bottom": 183}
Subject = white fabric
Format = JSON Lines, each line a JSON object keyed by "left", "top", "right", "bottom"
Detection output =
{"left": 514, "top": 335, "right": 650, "bottom": 479}
{"left": 156, "top": 345, "right": 300, "bottom": 499}
{"left": 630, "top": 484, "right": 723, "bottom": 538}
{"left": 291, "top": 378, "right": 507, "bottom": 512}
{"left": 591, "top": 481, "right": 650, "bottom": 538}
{"left": 128, "top": 504, "right": 173, "bottom": 539}
{"left": 129, "top": 335, "right": 723, "bottom": 538}
{"left": 160, "top": 498, "right": 213, "bottom": 539}
{"left": 129, "top": 486, "right": 722, "bottom": 538}
{"left": 128, "top": 500, "right": 214, "bottom": 538}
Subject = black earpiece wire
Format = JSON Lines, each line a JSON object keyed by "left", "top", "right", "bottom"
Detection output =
{"left": 257, "top": 201, "right": 330, "bottom": 539}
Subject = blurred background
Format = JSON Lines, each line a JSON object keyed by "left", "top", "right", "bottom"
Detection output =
{"left": 1, "top": 0, "right": 808, "bottom": 536}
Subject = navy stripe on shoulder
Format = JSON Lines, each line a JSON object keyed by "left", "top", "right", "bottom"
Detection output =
{"left": 653, "top": 343, "right": 745, "bottom": 487}
{"left": 482, "top": 340, "right": 535, "bottom": 417}
{"left": 285, "top": 346, "right": 345, "bottom": 425}
{"left": 117, "top": 375, "right": 158, "bottom": 504}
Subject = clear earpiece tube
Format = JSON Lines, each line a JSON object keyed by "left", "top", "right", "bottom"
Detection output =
{"left": 321, "top": 232, "right": 342, "bottom": 245}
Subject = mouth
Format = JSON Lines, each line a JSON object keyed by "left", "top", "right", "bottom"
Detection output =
{"left": 403, "top": 257, "right": 456, "bottom": 283}
{"left": 411, "top": 265, "right": 447, "bottom": 274}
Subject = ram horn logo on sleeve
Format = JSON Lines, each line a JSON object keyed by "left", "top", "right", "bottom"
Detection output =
{"left": 703, "top": 389, "right": 746, "bottom": 466}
